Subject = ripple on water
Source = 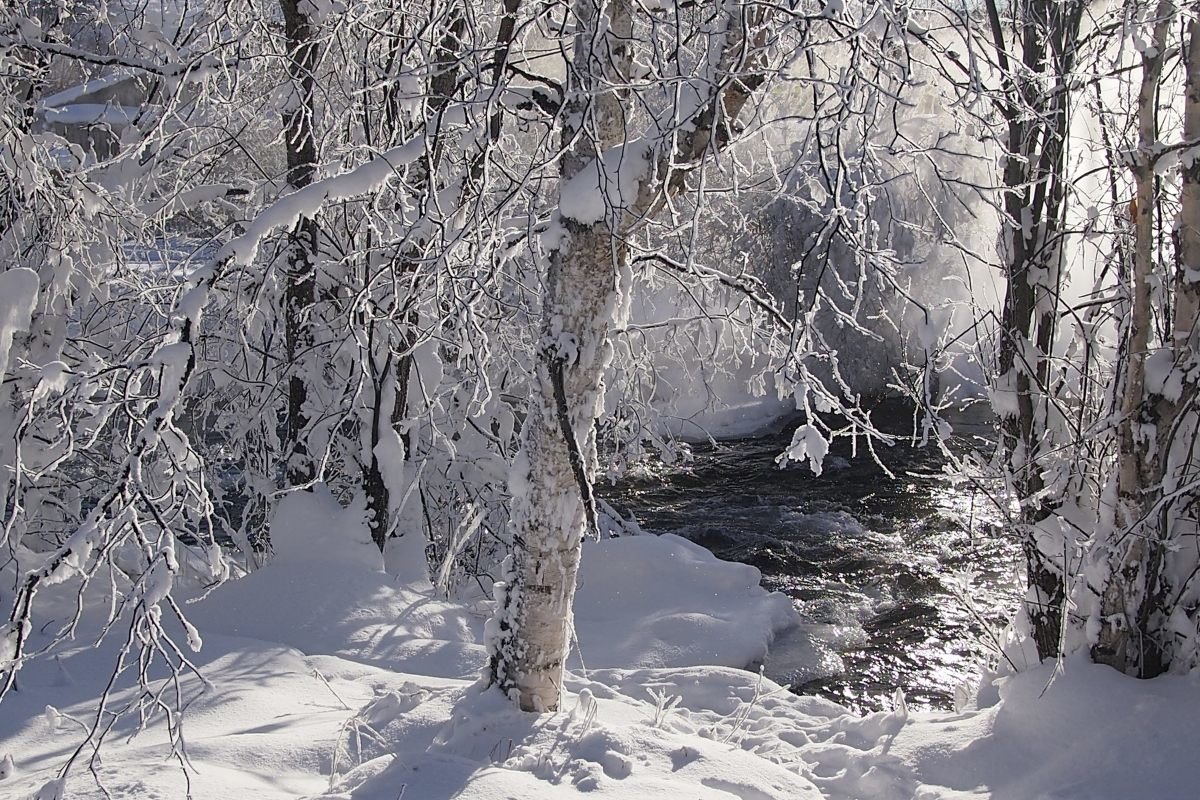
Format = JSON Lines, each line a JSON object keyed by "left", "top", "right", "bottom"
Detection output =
{"left": 607, "top": 402, "right": 1020, "bottom": 713}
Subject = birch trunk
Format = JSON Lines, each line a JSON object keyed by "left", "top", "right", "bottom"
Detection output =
{"left": 1167, "top": 18, "right": 1200, "bottom": 627}
{"left": 486, "top": 0, "right": 772, "bottom": 711}
{"left": 490, "top": 223, "right": 622, "bottom": 711}
{"left": 1094, "top": 0, "right": 1176, "bottom": 677}
{"left": 488, "top": 0, "right": 633, "bottom": 713}
{"left": 1156, "top": 13, "right": 1200, "bottom": 672}
{"left": 1177, "top": 22, "right": 1200, "bottom": 365}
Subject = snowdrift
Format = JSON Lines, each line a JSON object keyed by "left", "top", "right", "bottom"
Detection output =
{"left": 2, "top": 491, "right": 1198, "bottom": 800}
{"left": 182, "top": 491, "right": 801, "bottom": 681}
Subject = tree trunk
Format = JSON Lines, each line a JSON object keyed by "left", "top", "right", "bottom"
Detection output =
{"left": 1179, "top": 18, "right": 1200, "bottom": 347}
{"left": 489, "top": 222, "right": 620, "bottom": 711}
{"left": 487, "top": 0, "right": 634, "bottom": 712}
{"left": 1167, "top": 20, "right": 1200, "bottom": 643}
{"left": 362, "top": 7, "right": 466, "bottom": 553}
{"left": 280, "top": 0, "right": 321, "bottom": 488}
{"left": 1093, "top": 0, "right": 1176, "bottom": 678}
{"left": 486, "top": 0, "right": 772, "bottom": 712}
{"left": 987, "top": 0, "right": 1086, "bottom": 661}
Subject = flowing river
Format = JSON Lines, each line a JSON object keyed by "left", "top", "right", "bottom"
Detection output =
{"left": 610, "top": 401, "right": 1020, "bottom": 713}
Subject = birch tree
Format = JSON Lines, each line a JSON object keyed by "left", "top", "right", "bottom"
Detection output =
{"left": 485, "top": 0, "right": 773, "bottom": 712}
{"left": 908, "top": 0, "right": 1106, "bottom": 662}
{"left": 909, "top": 0, "right": 1200, "bottom": 674}
{"left": 483, "top": 0, "right": 927, "bottom": 712}
{"left": 985, "top": 0, "right": 1088, "bottom": 662}
{"left": 1092, "top": 1, "right": 1200, "bottom": 677}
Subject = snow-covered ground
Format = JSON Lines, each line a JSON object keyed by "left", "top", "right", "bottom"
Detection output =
{"left": 2, "top": 492, "right": 1197, "bottom": 799}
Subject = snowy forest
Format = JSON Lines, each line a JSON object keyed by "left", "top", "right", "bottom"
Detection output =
{"left": 1, "top": 0, "right": 1198, "bottom": 797}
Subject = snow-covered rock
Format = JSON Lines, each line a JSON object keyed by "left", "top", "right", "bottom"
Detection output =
{"left": 574, "top": 533, "right": 800, "bottom": 671}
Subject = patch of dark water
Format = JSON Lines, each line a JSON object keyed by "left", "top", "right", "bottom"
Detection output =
{"left": 606, "top": 400, "right": 1020, "bottom": 713}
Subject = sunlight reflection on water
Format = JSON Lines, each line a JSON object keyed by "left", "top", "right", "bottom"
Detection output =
{"left": 609, "top": 403, "right": 1021, "bottom": 713}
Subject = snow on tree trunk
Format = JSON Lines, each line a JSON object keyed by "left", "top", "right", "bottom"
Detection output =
{"left": 1166, "top": 15, "right": 1200, "bottom": 669}
{"left": 488, "top": 0, "right": 635, "bottom": 713}
{"left": 1094, "top": 0, "right": 1177, "bottom": 678}
{"left": 1179, "top": 19, "right": 1200, "bottom": 354}
{"left": 987, "top": 0, "right": 1086, "bottom": 662}
{"left": 1088, "top": 3, "right": 1200, "bottom": 676}
{"left": 486, "top": 0, "right": 774, "bottom": 712}
{"left": 1156, "top": 12, "right": 1200, "bottom": 671}
{"left": 488, "top": 221, "right": 622, "bottom": 711}
{"left": 362, "top": 9, "right": 465, "bottom": 554}
{"left": 280, "top": 0, "right": 321, "bottom": 488}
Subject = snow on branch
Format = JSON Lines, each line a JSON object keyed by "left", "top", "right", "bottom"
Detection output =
{"left": 0, "top": 29, "right": 231, "bottom": 79}
{"left": 0, "top": 99, "right": 475, "bottom": 704}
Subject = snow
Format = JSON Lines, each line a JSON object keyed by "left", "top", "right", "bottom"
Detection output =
{"left": 185, "top": 489, "right": 485, "bottom": 679}
{"left": 178, "top": 492, "right": 798, "bottom": 682}
{"left": 0, "top": 267, "right": 39, "bottom": 386}
{"left": 558, "top": 140, "right": 652, "bottom": 224}
{"left": 675, "top": 397, "right": 795, "bottom": 440}
{"left": 572, "top": 533, "right": 799, "bottom": 670}
{"left": 776, "top": 423, "right": 831, "bottom": 475}
{"left": 987, "top": 368, "right": 1020, "bottom": 419}
{"left": 38, "top": 72, "right": 139, "bottom": 110}
{"left": 148, "top": 184, "right": 233, "bottom": 220}
{"left": 41, "top": 103, "right": 142, "bottom": 128}
{"left": 623, "top": 288, "right": 797, "bottom": 441}
{"left": 271, "top": 487, "right": 382, "bottom": 570}
{"left": 210, "top": 103, "right": 470, "bottom": 270}
{"left": 889, "top": 656, "right": 1200, "bottom": 799}
{"left": 3, "top": 491, "right": 1199, "bottom": 800}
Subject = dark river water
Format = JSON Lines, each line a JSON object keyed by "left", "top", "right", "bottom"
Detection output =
{"left": 609, "top": 401, "right": 1020, "bottom": 713}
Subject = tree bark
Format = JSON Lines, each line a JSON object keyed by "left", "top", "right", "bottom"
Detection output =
{"left": 1094, "top": 0, "right": 1176, "bottom": 678}
{"left": 987, "top": 0, "right": 1086, "bottom": 661}
{"left": 280, "top": 0, "right": 321, "bottom": 488}
{"left": 487, "top": 0, "right": 772, "bottom": 712}
{"left": 1179, "top": 17, "right": 1200, "bottom": 348}
{"left": 362, "top": 6, "right": 467, "bottom": 553}
{"left": 488, "top": 0, "right": 634, "bottom": 712}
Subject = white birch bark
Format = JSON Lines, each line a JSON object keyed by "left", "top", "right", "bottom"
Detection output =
{"left": 1094, "top": 0, "right": 1177, "bottom": 676}
{"left": 488, "top": 0, "right": 635, "bottom": 712}
{"left": 1153, "top": 11, "right": 1200, "bottom": 671}
{"left": 1177, "top": 21, "right": 1200, "bottom": 357}
{"left": 486, "top": 0, "right": 772, "bottom": 711}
